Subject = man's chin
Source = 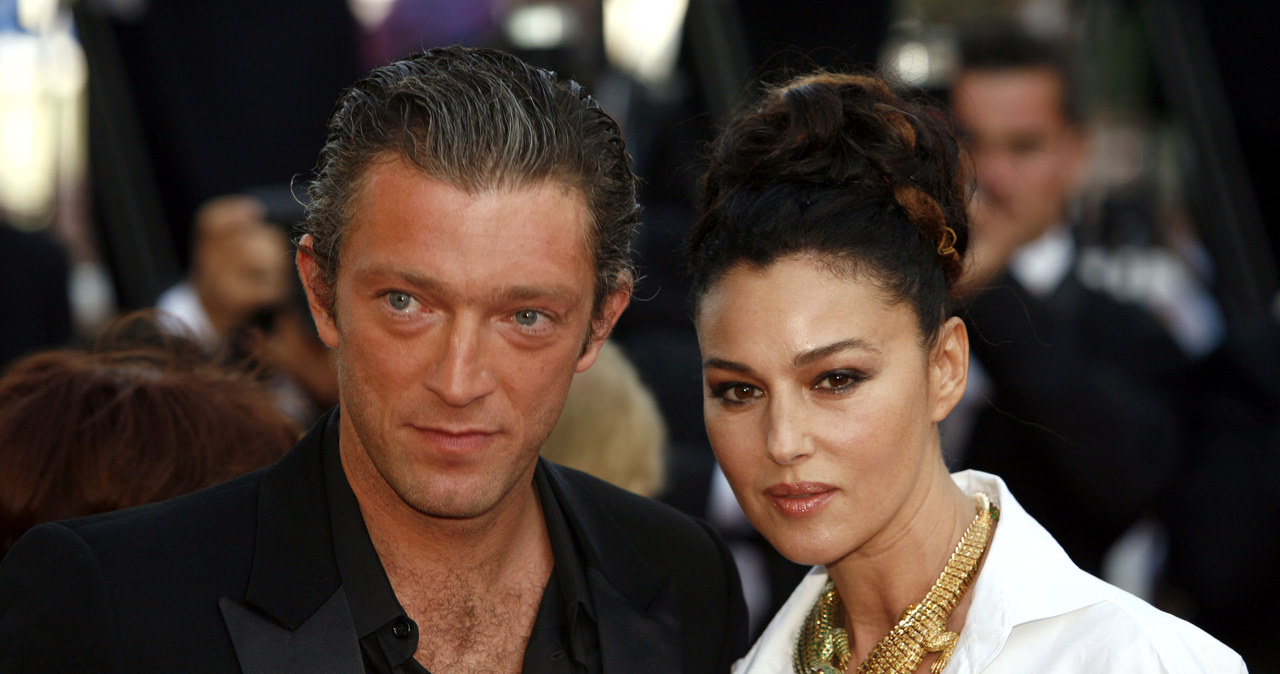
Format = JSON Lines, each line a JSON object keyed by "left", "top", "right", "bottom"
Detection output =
{"left": 407, "top": 498, "right": 499, "bottom": 522}
{"left": 398, "top": 476, "right": 523, "bottom": 522}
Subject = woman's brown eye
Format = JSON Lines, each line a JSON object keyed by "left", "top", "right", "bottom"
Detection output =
{"left": 818, "top": 371, "right": 863, "bottom": 390}
{"left": 721, "top": 384, "right": 758, "bottom": 401}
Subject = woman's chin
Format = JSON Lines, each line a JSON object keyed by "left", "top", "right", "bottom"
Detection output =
{"left": 764, "top": 532, "right": 845, "bottom": 568}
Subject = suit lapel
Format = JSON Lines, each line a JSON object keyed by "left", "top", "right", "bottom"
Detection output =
{"left": 221, "top": 410, "right": 361, "bottom": 672}
{"left": 587, "top": 568, "right": 682, "bottom": 673}
{"left": 540, "top": 460, "right": 683, "bottom": 673}
{"left": 220, "top": 588, "right": 362, "bottom": 673}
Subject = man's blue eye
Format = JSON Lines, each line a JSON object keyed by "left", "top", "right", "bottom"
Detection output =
{"left": 514, "top": 310, "right": 541, "bottom": 326}
{"left": 387, "top": 292, "right": 413, "bottom": 311}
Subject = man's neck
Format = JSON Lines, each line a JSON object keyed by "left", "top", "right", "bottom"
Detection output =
{"left": 338, "top": 439, "right": 551, "bottom": 580}
{"left": 341, "top": 443, "right": 554, "bottom": 672}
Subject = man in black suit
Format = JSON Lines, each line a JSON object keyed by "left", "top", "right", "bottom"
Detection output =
{"left": 0, "top": 47, "right": 748, "bottom": 672}
{"left": 946, "top": 25, "right": 1190, "bottom": 574}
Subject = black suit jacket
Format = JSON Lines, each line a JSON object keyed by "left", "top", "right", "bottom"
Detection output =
{"left": 959, "top": 272, "right": 1190, "bottom": 573}
{"left": 0, "top": 411, "right": 748, "bottom": 672}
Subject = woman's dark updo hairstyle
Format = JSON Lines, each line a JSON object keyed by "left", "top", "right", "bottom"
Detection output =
{"left": 688, "top": 72, "right": 970, "bottom": 343}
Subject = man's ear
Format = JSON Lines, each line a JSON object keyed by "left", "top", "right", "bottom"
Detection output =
{"left": 929, "top": 316, "right": 969, "bottom": 423}
{"left": 575, "top": 282, "right": 631, "bottom": 373}
{"left": 296, "top": 234, "right": 340, "bottom": 349}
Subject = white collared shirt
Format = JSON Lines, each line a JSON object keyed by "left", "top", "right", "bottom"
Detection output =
{"left": 155, "top": 280, "right": 220, "bottom": 350}
{"left": 1009, "top": 223, "right": 1075, "bottom": 299}
{"left": 732, "top": 470, "right": 1246, "bottom": 673}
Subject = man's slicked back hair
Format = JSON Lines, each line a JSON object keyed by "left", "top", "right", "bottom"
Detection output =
{"left": 300, "top": 46, "right": 640, "bottom": 318}
{"left": 957, "top": 20, "right": 1083, "bottom": 126}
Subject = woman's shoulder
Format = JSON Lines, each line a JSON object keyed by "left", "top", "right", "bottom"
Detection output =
{"left": 986, "top": 596, "right": 1246, "bottom": 673}
{"left": 959, "top": 470, "right": 1245, "bottom": 672}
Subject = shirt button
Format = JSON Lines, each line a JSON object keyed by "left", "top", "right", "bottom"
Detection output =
{"left": 391, "top": 619, "right": 412, "bottom": 639}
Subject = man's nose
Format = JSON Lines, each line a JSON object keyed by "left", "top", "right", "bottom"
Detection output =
{"left": 972, "top": 147, "right": 1014, "bottom": 197}
{"left": 424, "top": 319, "right": 497, "bottom": 407}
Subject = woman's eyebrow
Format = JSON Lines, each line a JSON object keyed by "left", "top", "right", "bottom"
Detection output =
{"left": 702, "top": 337, "right": 878, "bottom": 374}
{"left": 703, "top": 357, "right": 753, "bottom": 374}
{"left": 793, "top": 338, "right": 878, "bottom": 368}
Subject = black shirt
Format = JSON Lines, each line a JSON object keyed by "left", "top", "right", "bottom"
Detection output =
{"left": 322, "top": 425, "right": 602, "bottom": 673}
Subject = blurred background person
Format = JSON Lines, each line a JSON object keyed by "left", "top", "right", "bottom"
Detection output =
{"left": 71, "top": 0, "right": 362, "bottom": 427}
{"left": 0, "top": 310, "right": 300, "bottom": 559}
{"left": 540, "top": 339, "right": 666, "bottom": 498}
{"left": 153, "top": 194, "right": 339, "bottom": 426}
{"left": 887, "top": 7, "right": 1280, "bottom": 670}
{"left": 944, "top": 20, "right": 1191, "bottom": 579}
{"left": 154, "top": 196, "right": 292, "bottom": 352}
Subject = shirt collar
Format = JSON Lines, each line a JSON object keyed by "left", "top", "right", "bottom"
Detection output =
{"left": 534, "top": 458, "right": 598, "bottom": 659}
{"left": 322, "top": 411, "right": 404, "bottom": 638}
{"left": 949, "top": 469, "right": 1125, "bottom": 671}
{"left": 1009, "top": 223, "right": 1076, "bottom": 298}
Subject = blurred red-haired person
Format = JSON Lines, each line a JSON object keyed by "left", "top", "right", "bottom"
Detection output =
{"left": 0, "top": 311, "right": 299, "bottom": 558}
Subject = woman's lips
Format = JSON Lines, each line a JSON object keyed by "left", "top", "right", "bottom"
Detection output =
{"left": 764, "top": 482, "right": 837, "bottom": 517}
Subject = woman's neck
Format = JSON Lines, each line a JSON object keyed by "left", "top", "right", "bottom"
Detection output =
{"left": 825, "top": 462, "right": 977, "bottom": 666}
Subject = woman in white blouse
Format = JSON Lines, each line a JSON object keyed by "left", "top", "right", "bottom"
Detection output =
{"left": 685, "top": 71, "right": 1245, "bottom": 673}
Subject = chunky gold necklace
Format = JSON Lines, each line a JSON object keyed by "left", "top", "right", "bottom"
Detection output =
{"left": 793, "top": 493, "right": 999, "bottom": 674}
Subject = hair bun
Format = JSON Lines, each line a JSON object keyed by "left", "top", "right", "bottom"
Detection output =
{"left": 708, "top": 73, "right": 969, "bottom": 285}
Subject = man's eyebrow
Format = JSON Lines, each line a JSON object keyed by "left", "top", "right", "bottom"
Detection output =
{"left": 793, "top": 338, "right": 878, "bottom": 368}
{"left": 497, "top": 284, "right": 578, "bottom": 304}
{"left": 356, "top": 266, "right": 444, "bottom": 293}
{"left": 357, "top": 265, "right": 579, "bottom": 304}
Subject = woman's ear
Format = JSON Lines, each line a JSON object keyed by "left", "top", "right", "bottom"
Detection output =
{"left": 929, "top": 316, "right": 969, "bottom": 422}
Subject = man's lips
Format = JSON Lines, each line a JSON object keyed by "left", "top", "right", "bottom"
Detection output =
{"left": 411, "top": 426, "right": 498, "bottom": 454}
{"left": 764, "top": 482, "right": 837, "bottom": 517}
